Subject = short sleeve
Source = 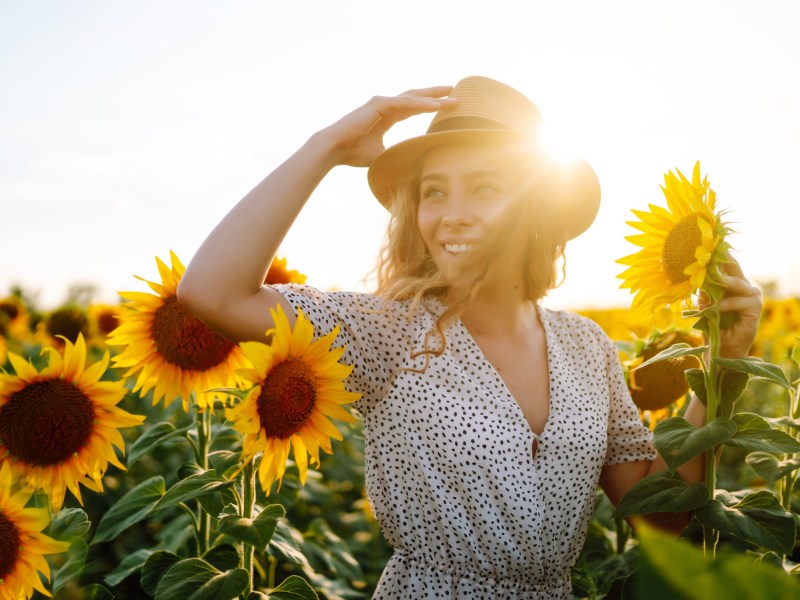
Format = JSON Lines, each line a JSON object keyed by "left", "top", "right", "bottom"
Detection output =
{"left": 600, "top": 331, "right": 658, "bottom": 466}
{"left": 272, "top": 284, "right": 398, "bottom": 417}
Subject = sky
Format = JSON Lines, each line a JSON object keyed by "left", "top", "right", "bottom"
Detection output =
{"left": 2, "top": 0, "right": 799, "bottom": 311}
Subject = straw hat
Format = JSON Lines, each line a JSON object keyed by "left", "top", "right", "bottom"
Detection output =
{"left": 367, "top": 76, "right": 600, "bottom": 240}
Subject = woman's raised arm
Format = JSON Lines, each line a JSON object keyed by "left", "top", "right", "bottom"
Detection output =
{"left": 177, "top": 86, "right": 456, "bottom": 343}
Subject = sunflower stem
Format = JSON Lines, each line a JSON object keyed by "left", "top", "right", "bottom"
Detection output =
{"left": 267, "top": 555, "right": 278, "bottom": 590}
{"left": 241, "top": 460, "right": 256, "bottom": 596}
{"left": 193, "top": 398, "right": 212, "bottom": 555}
{"left": 702, "top": 305, "right": 722, "bottom": 557}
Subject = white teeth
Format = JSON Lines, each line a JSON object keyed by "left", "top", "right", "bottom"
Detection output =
{"left": 444, "top": 244, "right": 472, "bottom": 254}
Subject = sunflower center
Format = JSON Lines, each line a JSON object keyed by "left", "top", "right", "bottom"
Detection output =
{"left": 0, "top": 379, "right": 95, "bottom": 466}
{"left": 0, "top": 302, "right": 19, "bottom": 321}
{"left": 257, "top": 359, "right": 317, "bottom": 439}
{"left": 97, "top": 311, "right": 120, "bottom": 336}
{"left": 151, "top": 296, "right": 236, "bottom": 371}
{"left": 630, "top": 333, "right": 700, "bottom": 411}
{"left": 46, "top": 307, "right": 89, "bottom": 343}
{"left": 662, "top": 214, "right": 702, "bottom": 284}
{"left": 0, "top": 511, "right": 21, "bottom": 580}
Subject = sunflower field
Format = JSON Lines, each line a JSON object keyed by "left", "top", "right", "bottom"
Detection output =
{"left": 2, "top": 163, "right": 800, "bottom": 599}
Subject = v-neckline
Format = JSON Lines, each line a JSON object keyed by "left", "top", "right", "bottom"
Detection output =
{"left": 453, "top": 304, "right": 554, "bottom": 440}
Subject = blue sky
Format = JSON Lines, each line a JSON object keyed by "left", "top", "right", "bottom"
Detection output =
{"left": 2, "top": 0, "right": 799, "bottom": 309}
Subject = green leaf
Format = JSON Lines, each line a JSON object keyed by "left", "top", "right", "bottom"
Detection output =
{"left": 154, "top": 558, "right": 248, "bottom": 600}
{"left": 268, "top": 520, "right": 310, "bottom": 568}
{"left": 268, "top": 575, "right": 319, "bottom": 600}
{"left": 206, "top": 386, "right": 250, "bottom": 401}
{"left": 141, "top": 551, "right": 180, "bottom": 597}
{"left": 300, "top": 518, "right": 364, "bottom": 584}
{"left": 636, "top": 343, "right": 708, "bottom": 370}
{"left": 92, "top": 476, "right": 165, "bottom": 544}
{"left": 247, "top": 594, "right": 270, "bottom": 600}
{"left": 653, "top": 417, "right": 737, "bottom": 472}
{"left": 218, "top": 504, "right": 286, "bottom": 553}
{"left": 765, "top": 416, "right": 800, "bottom": 433}
{"left": 53, "top": 539, "right": 87, "bottom": 593}
{"left": 791, "top": 337, "right": 800, "bottom": 369}
{"left": 202, "top": 544, "right": 241, "bottom": 572}
{"left": 47, "top": 508, "right": 90, "bottom": 542}
{"left": 745, "top": 452, "right": 800, "bottom": 483}
{"left": 725, "top": 414, "right": 800, "bottom": 454}
{"left": 685, "top": 368, "right": 706, "bottom": 404}
{"left": 127, "top": 422, "right": 191, "bottom": 466}
{"left": 613, "top": 472, "right": 709, "bottom": 518}
{"left": 719, "top": 371, "right": 750, "bottom": 418}
{"left": 103, "top": 548, "right": 154, "bottom": 587}
{"left": 694, "top": 490, "right": 796, "bottom": 554}
{"left": 712, "top": 357, "right": 792, "bottom": 390}
{"left": 80, "top": 584, "right": 116, "bottom": 599}
{"left": 635, "top": 521, "right": 800, "bottom": 600}
{"left": 154, "top": 470, "right": 235, "bottom": 512}
{"left": 208, "top": 450, "right": 244, "bottom": 477}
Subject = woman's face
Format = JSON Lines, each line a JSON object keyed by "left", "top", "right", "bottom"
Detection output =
{"left": 417, "top": 143, "right": 525, "bottom": 285}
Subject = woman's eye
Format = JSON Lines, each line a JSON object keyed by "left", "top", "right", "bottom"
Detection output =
{"left": 422, "top": 187, "right": 444, "bottom": 199}
{"left": 475, "top": 184, "right": 498, "bottom": 196}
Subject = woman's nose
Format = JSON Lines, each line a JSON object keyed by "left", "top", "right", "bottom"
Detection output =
{"left": 441, "top": 212, "right": 471, "bottom": 228}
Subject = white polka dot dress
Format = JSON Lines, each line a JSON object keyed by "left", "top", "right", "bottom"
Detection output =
{"left": 275, "top": 285, "right": 657, "bottom": 599}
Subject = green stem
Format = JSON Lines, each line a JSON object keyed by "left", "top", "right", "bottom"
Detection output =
{"left": 241, "top": 460, "right": 256, "bottom": 596}
{"left": 703, "top": 306, "right": 722, "bottom": 557}
{"left": 194, "top": 398, "right": 212, "bottom": 555}
{"left": 267, "top": 555, "right": 278, "bottom": 590}
{"left": 614, "top": 517, "right": 629, "bottom": 554}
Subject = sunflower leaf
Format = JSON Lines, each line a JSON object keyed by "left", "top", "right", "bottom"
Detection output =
{"left": 103, "top": 548, "right": 154, "bottom": 587}
{"left": 635, "top": 343, "right": 708, "bottom": 371}
{"left": 127, "top": 422, "right": 192, "bottom": 466}
{"left": 724, "top": 413, "right": 800, "bottom": 454}
{"left": 267, "top": 575, "right": 320, "bottom": 600}
{"left": 613, "top": 471, "right": 709, "bottom": 518}
{"left": 653, "top": 417, "right": 737, "bottom": 472}
{"left": 712, "top": 357, "right": 792, "bottom": 391}
{"left": 745, "top": 452, "right": 800, "bottom": 484}
{"left": 141, "top": 551, "right": 181, "bottom": 596}
{"left": 202, "top": 544, "right": 241, "bottom": 572}
{"left": 92, "top": 476, "right": 166, "bottom": 544}
{"left": 80, "top": 584, "right": 115, "bottom": 599}
{"left": 47, "top": 507, "right": 91, "bottom": 542}
{"left": 153, "top": 558, "right": 248, "bottom": 600}
{"left": 154, "top": 469, "right": 236, "bottom": 512}
{"left": 694, "top": 490, "right": 795, "bottom": 554}
{"left": 217, "top": 504, "right": 286, "bottom": 553}
{"left": 53, "top": 538, "right": 88, "bottom": 593}
{"left": 635, "top": 521, "right": 800, "bottom": 600}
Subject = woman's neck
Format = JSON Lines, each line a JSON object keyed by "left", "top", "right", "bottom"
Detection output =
{"left": 452, "top": 283, "right": 539, "bottom": 338}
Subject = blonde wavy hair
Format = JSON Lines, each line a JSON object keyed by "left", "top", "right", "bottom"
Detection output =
{"left": 372, "top": 145, "right": 568, "bottom": 364}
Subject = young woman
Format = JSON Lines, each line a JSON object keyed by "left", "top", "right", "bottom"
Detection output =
{"left": 177, "top": 77, "right": 762, "bottom": 599}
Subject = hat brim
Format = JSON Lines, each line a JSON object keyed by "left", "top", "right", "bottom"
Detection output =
{"left": 367, "top": 129, "right": 600, "bottom": 240}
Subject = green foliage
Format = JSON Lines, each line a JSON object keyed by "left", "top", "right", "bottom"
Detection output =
{"left": 634, "top": 523, "right": 800, "bottom": 599}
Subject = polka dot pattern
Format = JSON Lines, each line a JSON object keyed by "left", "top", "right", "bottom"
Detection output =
{"left": 275, "top": 284, "right": 656, "bottom": 599}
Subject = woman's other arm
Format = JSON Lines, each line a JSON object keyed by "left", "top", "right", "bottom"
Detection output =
{"left": 176, "top": 87, "right": 455, "bottom": 343}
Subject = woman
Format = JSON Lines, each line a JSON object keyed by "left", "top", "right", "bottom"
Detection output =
{"left": 177, "top": 76, "right": 761, "bottom": 599}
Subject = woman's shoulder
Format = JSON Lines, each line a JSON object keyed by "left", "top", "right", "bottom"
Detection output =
{"left": 539, "top": 304, "right": 614, "bottom": 351}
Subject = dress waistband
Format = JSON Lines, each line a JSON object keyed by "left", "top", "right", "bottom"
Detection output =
{"left": 391, "top": 547, "right": 570, "bottom": 594}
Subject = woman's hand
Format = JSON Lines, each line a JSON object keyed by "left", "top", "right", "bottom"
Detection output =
{"left": 709, "top": 255, "right": 763, "bottom": 359}
{"left": 316, "top": 86, "right": 456, "bottom": 168}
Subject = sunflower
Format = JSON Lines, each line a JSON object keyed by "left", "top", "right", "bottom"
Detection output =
{"left": 617, "top": 161, "right": 730, "bottom": 315}
{"left": 39, "top": 305, "right": 90, "bottom": 347}
{"left": 623, "top": 329, "right": 703, "bottom": 429}
{"left": 0, "top": 462, "right": 70, "bottom": 600}
{"left": 265, "top": 256, "right": 307, "bottom": 285}
{"left": 0, "top": 296, "right": 32, "bottom": 343}
{"left": 0, "top": 334, "right": 144, "bottom": 511}
{"left": 88, "top": 302, "right": 122, "bottom": 340}
{"left": 226, "top": 304, "right": 360, "bottom": 492}
{"left": 107, "top": 251, "right": 250, "bottom": 411}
